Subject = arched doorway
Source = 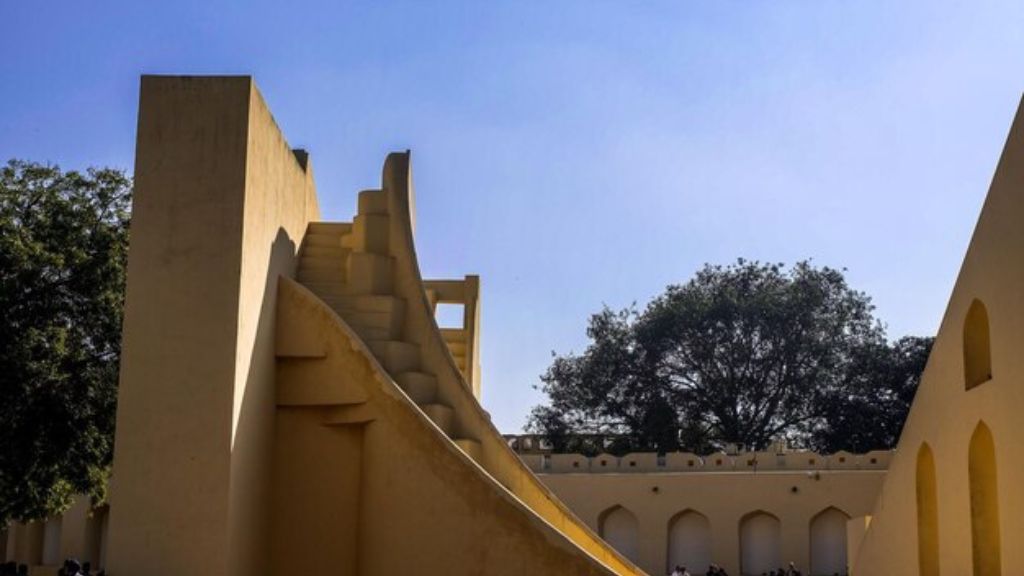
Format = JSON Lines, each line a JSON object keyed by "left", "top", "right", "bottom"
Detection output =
{"left": 917, "top": 443, "right": 940, "bottom": 576}
{"left": 668, "top": 510, "right": 712, "bottom": 575}
{"left": 740, "top": 511, "right": 781, "bottom": 575}
{"left": 599, "top": 505, "right": 640, "bottom": 563}
{"left": 809, "top": 507, "right": 849, "bottom": 575}
{"left": 969, "top": 422, "right": 1001, "bottom": 576}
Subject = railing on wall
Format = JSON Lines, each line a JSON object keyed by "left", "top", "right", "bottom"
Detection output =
{"left": 503, "top": 435, "right": 892, "bottom": 474}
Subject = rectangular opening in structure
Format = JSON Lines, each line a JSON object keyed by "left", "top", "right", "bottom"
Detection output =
{"left": 435, "top": 303, "right": 465, "bottom": 329}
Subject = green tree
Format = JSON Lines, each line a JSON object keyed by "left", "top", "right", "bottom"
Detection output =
{"left": 528, "top": 260, "right": 931, "bottom": 454}
{"left": 810, "top": 335, "right": 933, "bottom": 453}
{"left": 0, "top": 160, "right": 131, "bottom": 524}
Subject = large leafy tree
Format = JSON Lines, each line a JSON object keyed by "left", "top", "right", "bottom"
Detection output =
{"left": 810, "top": 335, "right": 933, "bottom": 453}
{"left": 0, "top": 160, "right": 131, "bottom": 523}
{"left": 528, "top": 260, "right": 932, "bottom": 454}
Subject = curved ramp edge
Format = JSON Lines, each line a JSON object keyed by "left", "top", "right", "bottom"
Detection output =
{"left": 273, "top": 276, "right": 645, "bottom": 575}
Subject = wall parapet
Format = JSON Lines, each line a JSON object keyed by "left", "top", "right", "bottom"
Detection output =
{"left": 506, "top": 437, "right": 892, "bottom": 474}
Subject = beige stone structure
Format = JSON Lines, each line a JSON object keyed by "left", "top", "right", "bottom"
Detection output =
{"left": 505, "top": 445, "right": 887, "bottom": 575}
{"left": 845, "top": 98, "right": 1024, "bottom": 575}
{"left": 4, "top": 76, "right": 1023, "bottom": 576}
{"left": 84, "top": 75, "right": 642, "bottom": 576}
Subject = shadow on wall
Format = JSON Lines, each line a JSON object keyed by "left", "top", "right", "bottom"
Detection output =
{"left": 231, "top": 227, "right": 297, "bottom": 572}
{"left": 968, "top": 421, "right": 1000, "bottom": 576}
{"left": 963, "top": 300, "right": 992, "bottom": 390}
{"left": 916, "top": 443, "right": 939, "bottom": 576}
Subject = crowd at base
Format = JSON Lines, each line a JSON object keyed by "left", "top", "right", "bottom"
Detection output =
{"left": 0, "top": 559, "right": 104, "bottom": 576}
{"left": 669, "top": 562, "right": 825, "bottom": 576}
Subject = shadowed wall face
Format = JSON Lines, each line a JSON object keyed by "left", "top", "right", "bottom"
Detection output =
{"left": 916, "top": 444, "right": 940, "bottom": 576}
{"left": 969, "top": 423, "right": 1001, "bottom": 576}
{"left": 963, "top": 300, "right": 992, "bottom": 390}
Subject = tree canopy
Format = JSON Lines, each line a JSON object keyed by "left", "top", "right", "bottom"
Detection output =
{"left": 0, "top": 160, "right": 130, "bottom": 523}
{"left": 528, "top": 260, "right": 933, "bottom": 455}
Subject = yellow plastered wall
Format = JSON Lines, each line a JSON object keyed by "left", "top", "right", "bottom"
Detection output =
{"left": 541, "top": 470, "right": 883, "bottom": 575}
{"left": 106, "top": 75, "right": 643, "bottom": 576}
{"left": 106, "top": 76, "right": 318, "bottom": 576}
{"left": 272, "top": 280, "right": 645, "bottom": 575}
{"left": 850, "top": 96, "right": 1024, "bottom": 575}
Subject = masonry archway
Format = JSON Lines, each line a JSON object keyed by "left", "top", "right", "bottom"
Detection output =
{"left": 42, "top": 516, "right": 62, "bottom": 566}
{"left": 809, "top": 507, "right": 849, "bottom": 575}
{"left": 739, "top": 511, "right": 781, "bottom": 576}
{"left": 85, "top": 506, "right": 110, "bottom": 569}
{"left": 599, "top": 505, "right": 640, "bottom": 564}
{"left": 969, "top": 422, "right": 1001, "bottom": 576}
{"left": 964, "top": 299, "right": 992, "bottom": 389}
{"left": 668, "top": 509, "right": 712, "bottom": 575}
{"left": 916, "top": 443, "right": 940, "bottom": 576}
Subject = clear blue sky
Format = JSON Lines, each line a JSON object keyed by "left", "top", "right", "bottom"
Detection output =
{"left": 2, "top": 1, "right": 1023, "bottom": 432}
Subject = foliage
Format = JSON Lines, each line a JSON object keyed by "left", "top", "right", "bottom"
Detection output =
{"left": 0, "top": 160, "right": 131, "bottom": 523}
{"left": 528, "top": 259, "right": 933, "bottom": 455}
{"left": 810, "top": 335, "right": 933, "bottom": 453}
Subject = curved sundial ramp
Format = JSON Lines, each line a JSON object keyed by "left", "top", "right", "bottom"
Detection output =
{"left": 277, "top": 153, "right": 645, "bottom": 575}
{"left": 107, "top": 76, "right": 643, "bottom": 576}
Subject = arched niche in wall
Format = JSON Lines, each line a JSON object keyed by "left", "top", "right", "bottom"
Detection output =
{"left": 916, "top": 443, "right": 940, "bottom": 576}
{"left": 969, "top": 422, "right": 1001, "bottom": 576}
{"left": 964, "top": 299, "right": 993, "bottom": 390}
{"left": 599, "top": 505, "right": 640, "bottom": 564}
{"left": 20, "top": 522, "right": 44, "bottom": 566}
{"left": 809, "top": 506, "right": 850, "bottom": 575}
{"left": 85, "top": 505, "right": 110, "bottom": 570}
{"left": 667, "top": 509, "right": 712, "bottom": 575}
{"left": 41, "top": 516, "right": 62, "bottom": 566}
{"left": 4, "top": 528, "right": 16, "bottom": 563}
{"left": 739, "top": 510, "right": 781, "bottom": 576}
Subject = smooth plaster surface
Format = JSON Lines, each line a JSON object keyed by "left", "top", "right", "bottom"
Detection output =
{"left": 850, "top": 96, "right": 1024, "bottom": 575}
{"left": 542, "top": 471, "right": 883, "bottom": 575}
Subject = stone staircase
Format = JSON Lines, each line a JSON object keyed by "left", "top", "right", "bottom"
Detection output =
{"left": 295, "top": 189, "right": 479, "bottom": 457}
{"left": 441, "top": 328, "right": 468, "bottom": 377}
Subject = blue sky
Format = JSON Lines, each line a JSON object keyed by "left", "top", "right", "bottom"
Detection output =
{"left": 2, "top": 1, "right": 1023, "bottom": 432}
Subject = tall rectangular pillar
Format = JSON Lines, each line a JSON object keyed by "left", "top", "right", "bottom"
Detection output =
{"left": 106, "top": 76, "right": 319, "bottom": 576}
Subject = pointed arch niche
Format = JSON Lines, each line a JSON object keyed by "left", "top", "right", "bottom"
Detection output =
{"left": 739, "top": 511, "right": 781, "bottom": 576}
{"left": 969, "top": 422, "right": 1001, "bottom": 576}
{"left": 916, "top": 443, "right": 940, "bottom": 576}
{"left": 964, "top": 299, "right": 993, "bottom": 389}
{"left": 809, "top": 507, "right": 850, "bottom": 575}
{"left": 667, "top": 509, "right": 712, "bottom": 574}
{"left": 599, "top": 505, "right": 640, "bottom": 564}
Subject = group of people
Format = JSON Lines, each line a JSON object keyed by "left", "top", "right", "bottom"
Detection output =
{"left": 0, "top": 559, "right": 104, "bottom": 576}
{"left": 669, "top": 564, "right": 732, "bottom": 575}
{"left": 757, "top": 565, "right": 805, "bottom": 576}
{"left": 669, "top": 561, "right": 807, "bottom": 576}
{"left": 669, "top": 565, "right": 733, "bottom": 576}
